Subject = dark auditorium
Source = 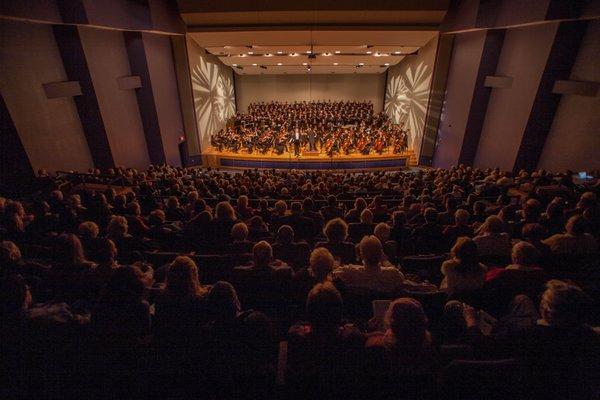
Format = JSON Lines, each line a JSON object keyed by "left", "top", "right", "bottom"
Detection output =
{"left": 1, "top": 1, "right": 600, "bottom": 399}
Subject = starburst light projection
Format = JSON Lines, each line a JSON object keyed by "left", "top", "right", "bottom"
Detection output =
{"left": 384, "top": 61, "right": 432, "bottom": 154}
{"left": 191, "top": 55, "right": 236, "bottom": 150}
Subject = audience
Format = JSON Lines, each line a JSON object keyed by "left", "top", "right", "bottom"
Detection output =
{"left": 1, "top": 163, "right": 598, "bottom": 399}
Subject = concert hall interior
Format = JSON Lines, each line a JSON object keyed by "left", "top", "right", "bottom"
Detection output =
{"left": 1, "top": 1, "right": 600, "bottom": 399}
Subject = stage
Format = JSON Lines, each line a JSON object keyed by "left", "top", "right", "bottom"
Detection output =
{"left": 202, "top": 148, "right": 417, "bottom": 170}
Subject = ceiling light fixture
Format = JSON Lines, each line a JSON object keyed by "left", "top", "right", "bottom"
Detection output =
{"left": 334, "top": 50, "right": 340, "bottom": 54}
{"left": 232, "top": 63, "right": 237, "bottom": 66}
{"left": 289, "top": 53, "right": 298, "bottom": 57}
{"left": 302, "top": 62, "right": 308, "bottom": 66}
{"left": 306, "top": 50, "right": 311, "bottom": 54}
{"left": 265, "top": 53, "right": 272, "bottom": 57}
{"left": 366, "top": 51, "right": 372, "bottom": 54}
{"left": 277, "top": 62, "right": 282, "bottom": 66}
{"left": 333, "top": 62, "right": 338, "bottom": 65}
{"left": 384, "top": 63, "right": 390, "bottom": 66}
{"left": 322, "top": 52, "right": 331, "bottom": 56}
{"left": 277, "top": 50, "right": 283, "bottom": 54}
{"left": 248, "top": 51, "right": 254, "bottom": 55}
{"left": 359, "top": 62, "right": 364, "bottom": 66}
{"left": 394, "top": 51, "right": 401, "bottom": 54}
{"left": 252, "top": 63, "right": 257, "bottom": 66}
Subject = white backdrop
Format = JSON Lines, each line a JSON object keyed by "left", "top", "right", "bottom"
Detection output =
{"left": 234, "top": 73, "right": 387, "bottom": 113}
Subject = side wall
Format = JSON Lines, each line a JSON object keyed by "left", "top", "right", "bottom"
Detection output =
{"left": 433, "top": 31, "right": 486, "bottom": 168}
{"left": 187, "top": 38, "right": 236, "bottom": 152}
{"left": 473, "top": 22, "right": 558, "bottom": 171}
{"left": 0, "top": 20, "right": 94, "bottom": 173}
{"left": 538, "top": 19, "right": 600, "bottom": 172}
{"left": 384, "top": 35, "right": 439, "bottom": 160}
{"left": 234, "top": 73, "right": 387, "bottom": 114}
{"left": 78, "top": 26, "right": 150, "bottom": 170}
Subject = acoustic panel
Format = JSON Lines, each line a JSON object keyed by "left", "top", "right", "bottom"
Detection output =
{"left": 484, "top": 75, "right": 513, "bottom": 88}
{"left": 552, "top": 80, "right": 599, "bottom": 97}
{"left": 117, "top": 75, "right": 142, "bottom": 90}
{"left": 43, "top": 81, "right": 82, "bottom": 99}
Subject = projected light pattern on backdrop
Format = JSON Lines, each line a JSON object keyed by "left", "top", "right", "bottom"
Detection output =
{"left": 384, "top": 62, "right": 432, "bottom": 151}
{"left": 191, "top": 56, "right": 236, "bottom": 149}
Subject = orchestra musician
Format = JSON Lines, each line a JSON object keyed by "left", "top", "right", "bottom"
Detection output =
{"left": 209, "top": 100, "right": 409, "bottom": 157}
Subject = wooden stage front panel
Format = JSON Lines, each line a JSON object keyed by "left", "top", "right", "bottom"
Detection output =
{"left": 203, "top": 149, "right": 416, "bottom": 170}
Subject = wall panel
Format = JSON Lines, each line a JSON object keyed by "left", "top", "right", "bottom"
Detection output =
{"left": 0, "top": 20, "right": 93, "bottom": 173}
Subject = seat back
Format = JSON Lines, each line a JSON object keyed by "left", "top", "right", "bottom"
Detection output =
{"left": 441, "top": 358, "right": 525, "bottom": 399}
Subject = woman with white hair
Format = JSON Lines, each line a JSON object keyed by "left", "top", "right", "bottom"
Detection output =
{"left": 333, "top": 235, "right": 405, "bottom": 294}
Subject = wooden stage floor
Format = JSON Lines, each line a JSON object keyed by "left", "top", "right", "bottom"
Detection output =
{"left": 203, "top": 148, "right": 417, "bottom": 170}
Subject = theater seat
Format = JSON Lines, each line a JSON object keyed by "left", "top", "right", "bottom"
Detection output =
{"left": 440, "top": 358, "right": 525, "bottom": 399}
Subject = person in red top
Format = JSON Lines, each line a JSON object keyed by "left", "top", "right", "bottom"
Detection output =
{"left": 484, "top": 241, "right": 547, "bottom": 316}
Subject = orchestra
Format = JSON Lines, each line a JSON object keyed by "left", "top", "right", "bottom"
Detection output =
{"left": 210, "top": 100, "right": 408, "bottom": 156}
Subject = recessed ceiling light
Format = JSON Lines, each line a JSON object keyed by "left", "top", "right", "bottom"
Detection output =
{"left": 289, "top": 53, "right": 298, "bottom": 57}
{"left": 366, "top": 51, "right": 372, "bottom": 54}
{"left": 277, "top": 62, "right": 282, "bottom": 66}
{"left": 252, "top": 63, "right": 257, "bottom": 66}
{"left": 334, "top": 50, "right": 340, "bottom": 54}
{"left": 322, "top": 52, "right": 331, "bottom": 56}
{"left": 264, "top": 53, "right": 272, "bottom": 57}
{"left": 333, "top": 62, "right": 338, "bottom": 65}
{"left": 277, "top": 50, "right": 283, "bottom": 54}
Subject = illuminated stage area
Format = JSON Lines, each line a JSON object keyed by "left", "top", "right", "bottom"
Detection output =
{"left": 203, "top": 148, "right": 416, "bottom": 170}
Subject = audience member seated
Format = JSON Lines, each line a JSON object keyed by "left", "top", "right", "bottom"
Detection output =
{"left": 334, "top": 236, "right": 405, "bottom": 294}
{"left": 483, "top": 242, "right": 547, "bottom": 316}
{"left": 91, "top": 265, "right": 151, "bottom": 339}
{"left": 364, "top": 298, "right": 436, "bottom": 398}
{"left": 443, "top": 209, "right": 474, "bottom": 247}
{"left": 154, "top": 256, "right": 208, "bottom": 347}
{"left": 348, "top": 209, "right": 375, "bottom": 243}
{"left": 272, "top": 225, "right": 310, "bottom": 271}
{"left": 473, "top": 216, "right": 512, "bottom": 260}
{"left": 320, "top": 195, "right": 344, "bottom": 222}
{"left": 542, "top": 215, "right": 598, "bottom": 255}
{"left": 440, "top": 237, "right": 487, "bottom": 296}
{"left": 316, "top": 218, "right": 357, "bottom": 265}
{"left": 412, "top": 207, "right": 445, "bottom": 254}
{"left": 287, "top": 283, "right": 364, "bottom": 397}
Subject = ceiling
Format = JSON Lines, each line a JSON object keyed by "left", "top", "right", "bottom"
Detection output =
{"left": 181, "top": 1, "right": 449, "bottom": 75}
